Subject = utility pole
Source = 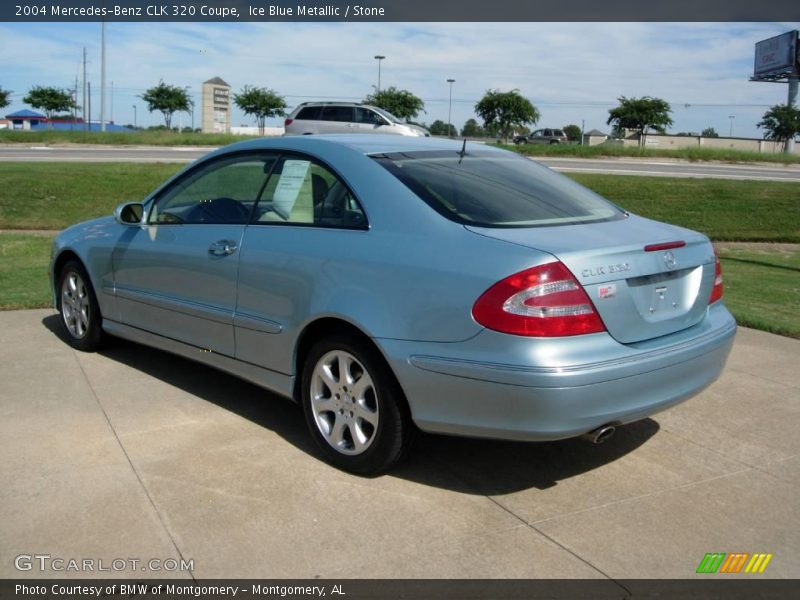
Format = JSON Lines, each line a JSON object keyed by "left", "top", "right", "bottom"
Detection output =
{"left": 110, "top": 81, "right": 114, "bottom": 124}
{"left": 100, "top": 21, "right": 106, "bottom": 132}
{"left": 88, "top": 82, "right": 91, "bottom": 131}
{"left": 73, "top": 75, "right": 79, "bottom": 129}
{"left": 374, "top": 55, "right": 385, "bottom": 92}
{"left": 788, "top": 75, "right": 798, "bottom": 154}
{"left": 446, "top": 79, "right": 455, "bottom": 138}
{"left": 82, "top": 47, "right": 87, "bottom": 132}
{"left": 581, "top": 119, "right": 585, "bottom": 146}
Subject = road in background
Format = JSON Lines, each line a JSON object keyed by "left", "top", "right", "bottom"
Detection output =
{"left": 1, "top": 145, "right": 800, "bottom": 181}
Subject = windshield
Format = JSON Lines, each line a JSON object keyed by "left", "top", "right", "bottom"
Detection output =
{"left": 372, "top": 107, "right": 404, "bottom": 124}
{"left": 372, "top": 150, "right": 625, "bottom": 228}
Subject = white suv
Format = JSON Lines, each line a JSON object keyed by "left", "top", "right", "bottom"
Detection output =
{"left": 284, "top": 102, "right": 429, "bottom": 137}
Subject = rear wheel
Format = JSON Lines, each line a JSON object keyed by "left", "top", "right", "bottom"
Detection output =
{"left": 301, "top": 334, "right": 413, "bottom": 474}
{"left": 58, "top": 260, "right": 105, "bottom": 352}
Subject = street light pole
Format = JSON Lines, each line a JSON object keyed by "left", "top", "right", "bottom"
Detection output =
{"left": 132, "top": 104, "right": 137, "bottom": 129}
{"left": 100, "top": 21, "right": 106, "bottom": 132}
{"left": 728, "top": 115, "right": 735, "bottom": 137}
{"left": 446, "top": 79, "right": 455, "bottom": 137}
{"left": 374, "top": 55, "right": 385, "bottom": 92}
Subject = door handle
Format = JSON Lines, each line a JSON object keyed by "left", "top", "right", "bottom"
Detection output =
{"left": 208, "top": 240, "right": 238, "bottom": 256}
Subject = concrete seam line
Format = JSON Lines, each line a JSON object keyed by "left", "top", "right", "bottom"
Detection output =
{"left": 485, "top": 495, "right": 630, "bottom": 594}
{"left": 70, "top": 348, "right": 197, "bottom": 583}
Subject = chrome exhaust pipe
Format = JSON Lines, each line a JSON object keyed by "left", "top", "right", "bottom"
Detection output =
{"left": 581, "top": 424, "right": 616, "bottom": 444}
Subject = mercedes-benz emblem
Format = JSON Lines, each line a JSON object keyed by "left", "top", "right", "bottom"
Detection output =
{"left": 663, "top": 251, "right": 677, "bottom": 270}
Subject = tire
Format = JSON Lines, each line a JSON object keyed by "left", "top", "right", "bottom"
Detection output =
{"left": 301, "top": 334, "right": 414, "bottom": 475}
{"left": 58, "top": 260, "right": 105, "bottom": 352}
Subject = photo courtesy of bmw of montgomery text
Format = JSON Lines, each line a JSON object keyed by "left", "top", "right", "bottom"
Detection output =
{"left": 50, "top": 135, "right": 736, "bottom": 474}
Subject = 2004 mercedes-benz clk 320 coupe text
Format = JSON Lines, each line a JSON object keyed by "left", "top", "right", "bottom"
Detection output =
{"left": 50, "top": 135, "right": 736, "bottom": 474}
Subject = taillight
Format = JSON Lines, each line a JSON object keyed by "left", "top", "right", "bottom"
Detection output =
{"left": 284, "top": 118, "right": 294, "bottom": 126}
{"left": 709, "top": 252, "right": 723, "bottom": 304}
{"left": 472, "top": 262, "right": 606, "bottom": 337}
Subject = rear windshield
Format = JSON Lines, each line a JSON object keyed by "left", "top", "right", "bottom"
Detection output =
{"left": 372, "top": 150, "right": 625, "bottom": 228}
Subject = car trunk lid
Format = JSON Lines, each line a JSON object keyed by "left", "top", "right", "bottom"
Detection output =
{"left": 466, "top": 215, "right": 717, "bottom": 344}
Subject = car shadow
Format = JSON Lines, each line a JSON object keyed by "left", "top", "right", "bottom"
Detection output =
{"left": 43, "top": 314, "right": 660, "bottom": 495}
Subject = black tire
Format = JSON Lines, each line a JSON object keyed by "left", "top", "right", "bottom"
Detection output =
{"left": 301, "top": 333, "right": 414, "bottom": 475}
{"left": 57, "top": 260, "right": 105, "bottom": 352}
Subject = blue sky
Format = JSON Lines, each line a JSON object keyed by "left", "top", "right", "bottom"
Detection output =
{"left": 1, "top": 21, "right": 798, "bottom": 137}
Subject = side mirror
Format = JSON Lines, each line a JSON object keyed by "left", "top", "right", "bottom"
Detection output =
{"left": 114, "top": 202, "right": 144, "bottom": 225}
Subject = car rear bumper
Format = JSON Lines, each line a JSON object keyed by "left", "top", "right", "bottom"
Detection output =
{"left": 378, "top": 303, "right": 736, "bottom": 441}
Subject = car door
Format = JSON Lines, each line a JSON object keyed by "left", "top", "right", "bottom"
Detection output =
{"left": 235, "top": 153, "right": 368, "bottom": 374}
{"left": 319, "top": 105, "right": 357, "bottom": 134}
{"left": 353, "top": 107, "right": 386, "bottom": 134}
{"left": 112, "top": 153, "right": 277, "bottom": 356}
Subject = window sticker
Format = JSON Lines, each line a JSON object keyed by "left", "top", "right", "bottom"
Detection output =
{"left": 273, "top": 160, "right": 311, "bottom": 218}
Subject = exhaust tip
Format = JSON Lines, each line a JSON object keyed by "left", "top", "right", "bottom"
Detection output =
{"left": 581, "top": 424, "right": 616, "bottom": 445}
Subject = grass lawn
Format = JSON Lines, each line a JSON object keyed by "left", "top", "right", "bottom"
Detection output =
{"left": 0, "top": 232, "right": 53, "bottom": 310}
{"left": 0, "top": 162, "right": 181, "bottom": 229}
{"left": 569, "top": 174, "right": 800, "bottom": 243}
{"left": 0, "top": 129, "right": 250, "bottom": 147}
{"left": 0, "top": 163, "right": 798, "bottom": 337}
{"left": 715, "top": 246, "right": 800, "bottom": 339}
{"left": 2, "top": 235, "right": 797, "bottom": 340}
{"left": 0, "top": 163, "right": 798, "bottom": 242}
{"left": 505, "top": 142, "right": 800, "bottom": 165}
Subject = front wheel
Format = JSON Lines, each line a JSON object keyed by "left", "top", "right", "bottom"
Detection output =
{"left": 301, "top": 334, "right": 414, "bottom": 474}
{"left": 58, "top": 260, "right": 105, "bottom": 352}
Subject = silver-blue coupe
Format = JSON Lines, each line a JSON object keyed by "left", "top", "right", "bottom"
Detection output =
{"left": 50, "top": 135, "right": 736, "bottom": 474}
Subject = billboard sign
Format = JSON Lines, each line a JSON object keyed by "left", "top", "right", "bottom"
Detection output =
{"left": 753, "top": 30, "right": 798, "bottom": 80}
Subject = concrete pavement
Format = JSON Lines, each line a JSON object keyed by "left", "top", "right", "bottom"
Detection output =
{"left": 1, "top": 309, "right": 798, "bottom": 580}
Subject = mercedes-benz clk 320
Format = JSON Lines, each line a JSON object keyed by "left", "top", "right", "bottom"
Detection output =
{"left": 50, "top": 135, "right": 736, "bottom": 474}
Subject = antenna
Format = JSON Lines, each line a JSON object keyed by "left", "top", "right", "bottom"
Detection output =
{"left": 457, "top": 137, "right": 467, "bottom": 164}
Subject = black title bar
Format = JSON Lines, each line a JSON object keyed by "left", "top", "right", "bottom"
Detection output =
{"left": 4, "top": 0, "right": 800, "bottom": 22}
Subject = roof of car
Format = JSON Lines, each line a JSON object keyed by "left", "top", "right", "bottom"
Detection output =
{"left": 213, "top": 134, "right": 504, "bottom": 158}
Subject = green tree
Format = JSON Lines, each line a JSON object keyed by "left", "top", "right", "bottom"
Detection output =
{"left": 757, "top": 104, "right": 800, "bottom": 152}
{"left": 607, "top": 96, "right": 673, "bottom": 147}
{"left": 461, "top": 118, "right": 484, "bottom": 137}
{"left": 563, "top": 124, "right": 582, "bottom": 142}
{"left": 363, "top": 86, "right": 425, "bottom": 121}
{"left": 234, "top": 86, "right": 287, "bottom": 135}
{"left": 22, "top": 86, "right": 75, "bottom": 127}
{"left": 140, "top": 81, "right": 191, "bottom": 129}
{"left": 474, "top": 89, "right": 539, "bottom": 143}
{"left": 701, "top": 127, "right": 719, "bottom": 138}
{"left": 428, "top": 119, "right": 456, "bottom": 136}
{"left": 0, "top": 87, "right": 10, "bottom": 110}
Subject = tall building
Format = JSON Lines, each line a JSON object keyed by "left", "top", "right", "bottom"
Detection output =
{"left": 201, "top": 77, "right": 232, "bottom": 133}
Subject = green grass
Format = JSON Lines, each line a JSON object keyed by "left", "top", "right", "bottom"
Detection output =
{"left": 0, "top": 232, "right": 53, "bottom": 309}
{"left": 1, "top": 233, "right": 798, "bottom": 339}
{"left": 716, "top": 247, "right": 800, "bottom": 339}
{"left": 504, "top": 142, "right": 800, "bottom": 165}
{"left": 0, "top": 163, "right": 798, "bottom": 242}
{"left": 0, "top": 129, "right": 252, "bottom": 146}
{"left": 0, "top": 162, "right": 181, "bottom": 229}
{"left": 568, "top": 174, "right": 800, "bottom": 243}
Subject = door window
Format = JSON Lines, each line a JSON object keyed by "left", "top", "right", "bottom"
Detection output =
{"left": 150, "top": 155, "right": 277, "bottom": 225}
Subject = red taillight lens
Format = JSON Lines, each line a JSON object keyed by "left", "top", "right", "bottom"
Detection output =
{"left": 284, "top": 118, "right": 294, "bottom": 126}
{"left": 472, "top": 262, "right": 606, "bottom": 337}
{"left": 709, "top": 252, "right": 723, "bottom": 304}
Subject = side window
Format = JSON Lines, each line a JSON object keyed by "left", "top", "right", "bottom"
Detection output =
{"left": 355, "top": 108, "right": 382, "bottom": 125}
{"left": 150, "top": 154, "right": 277, "bottom": 225}
{"left": 544, "top": 129, "right": 553, "bottom": 137}
{"left": 321, "top": 106, "right": 354, "bottom": 122}
{"left": 532, "top": 130, "right": 543, "bottom": 137}
{"left": 296, "top": 106, "right": 322, "bottom": 120}
{"left": 253, "top": 156, "right": 367, "bottom": 229}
